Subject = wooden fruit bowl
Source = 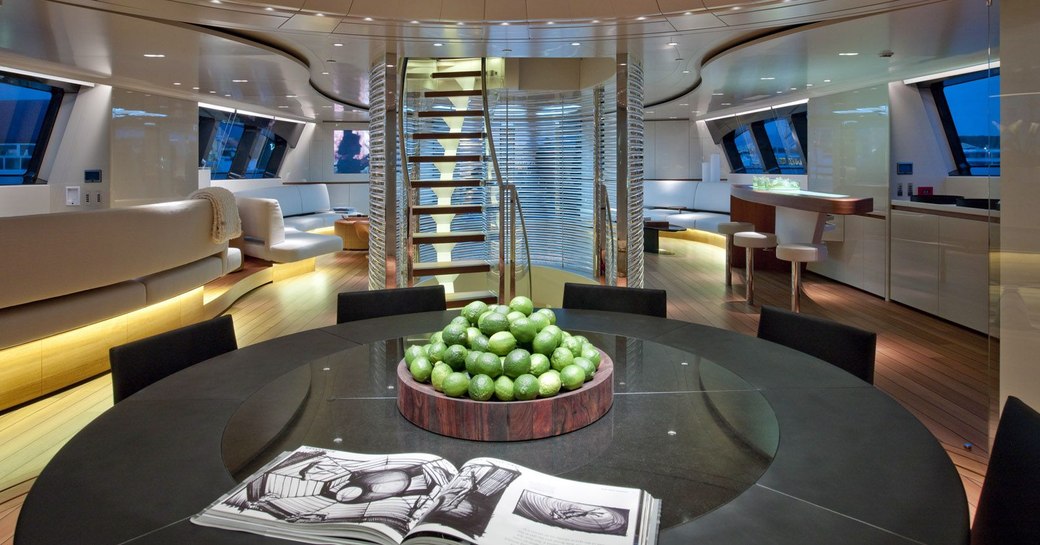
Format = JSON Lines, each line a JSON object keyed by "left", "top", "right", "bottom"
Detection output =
{"left": 396, "top": 351, "right": 613, "bottom": 442}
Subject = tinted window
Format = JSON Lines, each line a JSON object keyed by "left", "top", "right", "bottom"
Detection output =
{"left": 763, "top": 118, "right": 805, "bottom": 174}
{"left": 199, "top": 107, "right": 294, "bottom": 180}
{"left": 932, "top": 71, "right": 1000, "bottom": 176}
{"left": 734, "top": 126, "right": 765, "bottom": 174}
{"left": 0, "top": 75, "right": 64, "bottom": 185}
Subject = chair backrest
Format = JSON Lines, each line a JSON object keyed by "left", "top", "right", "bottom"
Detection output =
{"left": 756, "top": 305, "right": 876, "bottom": 384}
{"left": 109, "top": 314, "right": 237, "bottom": 403}
{"left": 971, "top": 396, "right": 1040, "bottom": 545}
{"left": 561, "top": 283, "right": 667, "bottom": 318}
{"left": 336, "top": 285, "right": 447, "bottom": 324}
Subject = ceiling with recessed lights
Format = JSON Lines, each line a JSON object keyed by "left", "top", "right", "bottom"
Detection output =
{"left": 0, "top": 0, "right": 994, "bottom": 122}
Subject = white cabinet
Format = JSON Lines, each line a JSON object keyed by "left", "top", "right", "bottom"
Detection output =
{"left": 810, "top": 215, "right": 887, "bottom": 297}
{"left": 889, "top": 208, "right": 991, "bottom": 332}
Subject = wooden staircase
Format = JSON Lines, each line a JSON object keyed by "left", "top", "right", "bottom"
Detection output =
{"left": 399, "top": 58, "right": 504, "bottom": 308}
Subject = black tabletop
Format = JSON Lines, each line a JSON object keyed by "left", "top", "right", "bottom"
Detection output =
{"left": 15, "top": 310, "right": 969, "bottom": 545}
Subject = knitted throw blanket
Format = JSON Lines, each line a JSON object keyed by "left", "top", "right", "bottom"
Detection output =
{"left": 188, "top": 187, "right": 242, "bottom": 243}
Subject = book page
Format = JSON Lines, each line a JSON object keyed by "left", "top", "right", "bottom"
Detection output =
{"left": 192, "top": 446, "right": 459, "bottom": 544}
{"left": 407, "top": 458, "right": 648, "bottom": 545}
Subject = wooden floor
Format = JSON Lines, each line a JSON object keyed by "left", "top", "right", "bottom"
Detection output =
{"left": 0, "top": 238, "right": 993, "bottom": 541}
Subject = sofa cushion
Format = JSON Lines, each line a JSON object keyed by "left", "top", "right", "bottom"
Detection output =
{"left": 284, "top": 211, "right": 340, "bottom": 231}
{"left": 692, "top": 182, "right": 732, "bottom": 213}
{"left": 644, "top": 180, "right": 697, "bottom": 209}
{"left": 234, "top": 184, "right": 332, "bottom": 218}
{"left": 241, "top": 230, "right": 342, "bottom": 263}
{"left": 643, "top": 208, "right": 682, "bottom": 223}
{"left": 297, "top": 184, "right": 332, "bottom": 216}
{"left": 668, "top": 211, "right": 732, "bottom": 233}
{"left": 0, "top": 281, "right": 146, "bottom": 350}
{"left": 137, "top": 256, "right": 224, "bottom": 305}
{"left": 236, "top": 197, "right": 286, "bottom": 246}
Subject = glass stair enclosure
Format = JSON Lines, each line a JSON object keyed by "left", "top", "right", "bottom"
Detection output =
{"left": 400, "top": 58, "right": 529, "bottom": 307}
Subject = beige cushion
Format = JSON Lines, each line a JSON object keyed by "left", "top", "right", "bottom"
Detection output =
{"left": 236, "top": 197, "right": 285, "bottom": 246}
{"left": 0, "top": 281, "right": 146, "bottom": 349}
{"left": 0, "top": 200, "right": 226, "bottom": 310}
{"left": 644, "top": 180, "right": 697, "bottom": 209}
{"left": 240, "top": 229, "right": 342, "bottom": 262}
{"left": 225, "top": 247, "right": 243, "bottom": 273}
{"left": 692, "top": 182, "right": 732, "bottom": 213}
{"left": 734, "top": 231, "right": 778, "bottom": 249}
{"left": 718, "top": 222, "right": 755, "bottom": 236}
{"left": 776, "top": 243, "right": 828, "bottom": 263}
{"left": 234, "top": 183, "right": 332, "bottom": 217}
{"left": 138, "top": 256, "right": 223, "bottom": 304}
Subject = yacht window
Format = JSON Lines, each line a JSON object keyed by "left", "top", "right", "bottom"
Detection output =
{"left": 928, "top": 70, "right": 1000, "bottom": 176}
{"left": 0, "top": 73, "right": 64, "bottom": 185}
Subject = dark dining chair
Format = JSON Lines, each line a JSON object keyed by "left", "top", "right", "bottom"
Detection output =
{"left": 970, "top": 396, "right": 1040, "bottom": 545}
{"left": 756, "top": 305, "right": 876, "bottom": 384}
{"left": 336, "top": 285, "right": 447, "bottom": 324}
{"left": 109, "top": 314, "right": 237, "bottom": 403}
{"left": 561, "top": 282, "right": 667, "bottom": 318}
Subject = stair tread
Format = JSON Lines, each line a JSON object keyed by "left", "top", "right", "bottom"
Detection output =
{"left": 425, "top": 89, "right": 483, "bottom": 98}
{"left": 445, "top": 290, "right": 498, "bottom": 306}
{"left": 412, "top": 132, "right": 486, "bottom": 140}
{"left": 408, "top": 155, "right": 483, "bottom": 163}
{"left": 412, "top": 180, "right": 483, "bottom": 188}
{"left": 413, "top": 230, "right": 485, "bottom": 239}
{"left": 431, "top": 70, "right": 482, "bottom": 79}
{"left": 412, "top": 260, "right": 490, "bottom": 274}
{"left": 417, "top": 110, "right": 483, "bottom": 117}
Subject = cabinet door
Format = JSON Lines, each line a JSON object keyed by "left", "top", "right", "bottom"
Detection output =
{"left": 938, "top": 216, "right": 990, "bottom": 333}
{"left": 890, "top": 210, "right": 939, "bottom": 314}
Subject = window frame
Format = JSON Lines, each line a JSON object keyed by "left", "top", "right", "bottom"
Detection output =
{"left": 721, "top": 115, "right": 807, "bottom": 176}
{"left": 926, "top": 68, "right": 1000, "bottom": 177}
{"left": 199, "top": 106, "right": 292, "bottom": 180}
{"left": 0, "top": 72, "right": 65, "bottom": 185}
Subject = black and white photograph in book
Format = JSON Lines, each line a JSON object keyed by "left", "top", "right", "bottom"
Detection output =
{"left": 513, "top": 490, "right": 630, "bottom": 536}
{"left": 217, "top": 448, "right": 455, "bottom": 535}
{"left": 419, "top": 461, "right": 521, "bottom": 539}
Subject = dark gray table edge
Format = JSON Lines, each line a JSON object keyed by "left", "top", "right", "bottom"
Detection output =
{"left": 15, "top": 311, "right": 969, "bottom": 545}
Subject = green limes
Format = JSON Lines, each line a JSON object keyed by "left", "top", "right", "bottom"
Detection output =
{"left": 442, "top": 323, "right": 468, "bottom": 347}
{"left": 429, "top": 332, "right": 443, "bottom": 344}
{"left": 573, "top": 357, "right": 596, "bottom": 380}
{"left": 537, "top": 370, "right": 562, "bottom": 397}
{"left": 494, "top": 376, "right": 515, "bottom": 401}
{"left": 478, "top": 312, "right": 510, "bottom": 336}
{"left": 450, "top": 315, "right": 470, "bottom": 328}
{"left": 541, "top": 325, "right": 563, "bottom": 346}
{"left": 489, "top": 304, "right": 509, "bottom": 315}
{"left": 405, "top": 345, "right": 426, "bottom": 365}
{"left": 562, "top": 336, "right": 584, "bottom": 357}
{"left": 426, "top": 341, "right": 448, "bottom": 363}
{"left": 466, "top": 327, "right": 483, "bottom": 347}
{"left": 573, "top": 335, "right": 589, "bottom": 346}
{"left": 470, "top": 334, "right": 490, "bottom": 353}
{"left": 465, "top": 350, "right": 484, "bottom": 375}
{"left": 580, "top": 345, "right": 602, "bottom": 369}
{"left": 527, "top": 311, "right": 550, "bottom": 333}
{"left": 536, "top": 308, "right": 557, "bottom": 325}
{"left": 529, "top": 353, "right": 550, "bottom": 376}
{"left": 509, "top": 317, "right": 538, "bottom": 345}
{"left": 550, "top": 346, "right": 575, "bottom": 371}
{"left": 531, "top": 331, "right": 558, "bottom": 356}
{"left": 506, "top": 310, "right": 526, "bottom": 323}
{"left": 475, "top": 352, "right": 503, "bottom": 379}
{"left": 409, "top": 356, "right": 434, "bottom": 382}
{"left": 442, "top": 344, "right": 468, "bottom": 371}
{"left": 509, "top": 296, "right": 535, "bottom": 316}
{"left": 461, "top": 300, "right": 489, "bottom": 325}
{"left": 560, "top": 364, "right": 586, "bottom": 391}
{"left": 430, "top": 362, "right": 453, "bottom": 391}
{"left": 442, "top": 372, "right": 470, "bottom": 398}
{"left": 513, "top": 374, "right": 539, "bottom": 401}
{"left": 468, "top": 374, "right": 496, "bottom": 401}
{"left": 487, "top": 331, "right": 517, "bottom": 356}
{"left": 502, "top": 348, "right": 532, "bottom": 379}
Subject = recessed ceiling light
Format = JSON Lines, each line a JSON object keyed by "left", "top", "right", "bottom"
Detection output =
{"left": 322, "top": 71, "right": 329, "bottom": 75}
{"left": 265, "top": 7, "right": 273, "bottom": 11}
{"left": 143, "top": 53, "right": 165, "bottom": 58}
{"left": 315, "top": 13, "right": 324, "bottom": 17}
{"left": 669, "top": 116, "right": 677, "bottom": 119}
{"left": 209, "top": 90, "right": 216, "bottom": 94}
{"left": 692, "top": 110, "right": 700, "bottom": 114}
{"left": 679, "top": 103, "right": 688, "bottom": 106}
{"left": 363, "top": 17, "right": 373, "bottom": 21}
{"left": 667, "top": 41, "right": 678, "bottom": 46}
{"left": 721, "top": 102, "right": 731, "bottom": 106}
{"left": 285, "top": 94, "right": 297, "bottom": 98}
{"left": 760, "top": 77, "right": 775, "bottom": 80}
{"left": 386, "top": 64, "right": 395, "bottom": 68}
{"left": 173, "top": 82, "right": 181, "bottom": 86}
{"left": 591, "top": 19, "right": 600, "bottom": 23}
{"left": 411, "top": 20, "right": 420, "bottom": 24}
{"left": 684, "top": 11, "right": 692, "bottom": 16}
{"left": 546, "top": 21, "right": 554, "bottom": 25}
{"left": 619, "top": 62, "right": 627, "bottom": 66}
{"left": 824, "top": 79, "right": 832, "bottom": 83}
{"left": 682, "top": 70, "right": 690, "bottom": 74}
{"left": 571, "top": 42, "right": 581, "bottom": 46}
{"left": 278, "top": 105, "right": 289, "bottom": 108}
{"left": 224, "top": 94, "right": 231, "bottom": 97}
{"left": 731, "top": 6, "right": 741, "bottom": 11}
{"left": 323, "top": 105, "right": 332, "bottom": 108}
{"left": 646, "top": 110, "right": 654, "bottom": 114}
{"left": 806, "top": 83, "right": 814, "bottom": 87}
{"left": 192, "top": 86, "right": 199, "bottom": 90}
{"left": 433, "top": 43, "right": 443, "bottom": 47}
{"left": 839, "top": 52, "right": 859, "bottom": 56}
{"left": 712, "top": 92, "right": 724, "bottom": 96}
{"left": 232, "top": 79, "right": 248, "bottom": 83}
{"left": 636, "top": 16, "right": 647, "bottom": 21}
{"left": 333, "top": 43, "right": 343, "bottom": 47}
{"left": 456, "top": 21, "right": 464, "bottom": 25}
{"left": 210, "top": 0, "right": 221, "bottom": 3}
{"left": 500, "top": 22, "right": 509, "bottom": 26}
{"left": 790, "top": 87, "right": 797, "bottom": 91}
{"left": 776, "top": 91, "right": 783, "bottom": 94}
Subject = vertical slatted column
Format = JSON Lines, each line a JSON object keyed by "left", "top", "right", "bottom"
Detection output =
{"left": 368, "top": 56, "right": 399, "bottom": 289}
{"left": 615, "top": 54, "right": 646, "bottom": 287}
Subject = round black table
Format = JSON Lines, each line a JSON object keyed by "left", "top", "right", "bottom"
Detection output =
{"left": 16, "top": 310, "right": 969, "bottom": 545}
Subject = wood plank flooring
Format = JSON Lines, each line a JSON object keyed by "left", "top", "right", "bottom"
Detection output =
{"left": 0, "top": 238, "right": 993, "bottom": 540}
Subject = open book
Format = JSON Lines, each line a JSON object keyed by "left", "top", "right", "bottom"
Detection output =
{"left": 191, "top": 446, "right": 661, "bottom": 545}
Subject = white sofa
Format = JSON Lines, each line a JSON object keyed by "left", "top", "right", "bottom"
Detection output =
{"left": 0, "top": 200, "right": 241, "bottom": 409}
{"left": 643, "top": 180, "right": 733, "bottom": 233}
{"left": 233, "top": 183, "right": 349, "bottom": 231}
{"left": 234, "top": 196, "right": 343, "bottom": 263}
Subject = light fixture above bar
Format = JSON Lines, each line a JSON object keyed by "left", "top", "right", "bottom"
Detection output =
{"left": 0, "top": 65, "right": 96, "bottom": 87}
{"left": 903, "top": 61, "right": 1000, "bottom": 85}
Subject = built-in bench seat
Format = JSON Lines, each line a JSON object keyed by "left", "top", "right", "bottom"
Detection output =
{"left": 232, "top": 184, "right": 345, "bottom": 263}
{"left": 0, "top": 200, "right": 241, "bottom": 410}
{"left": 644, "top": 180, "right": 733, "bottom": 233}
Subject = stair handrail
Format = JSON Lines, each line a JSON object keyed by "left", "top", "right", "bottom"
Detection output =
{"left": 396, "top": 57, "right": 415, "bottom": 286}
{"left": 504, "top": 183, "right": 534, "bottom": 301}
{"left": 599, "top": 183, "right": 618, "bottom": 286}
{"left": 479, "top": 58, "right": 509, "bottom": 303}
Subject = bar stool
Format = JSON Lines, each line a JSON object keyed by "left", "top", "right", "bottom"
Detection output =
{"left": 776, "top": 243, "right": 828, "bottom": 312}
{"left": 733, "top": 231, "right": 777, "bottom": 306}
{"left": 717, "top": 221, "right": 755, "bottom": 286}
